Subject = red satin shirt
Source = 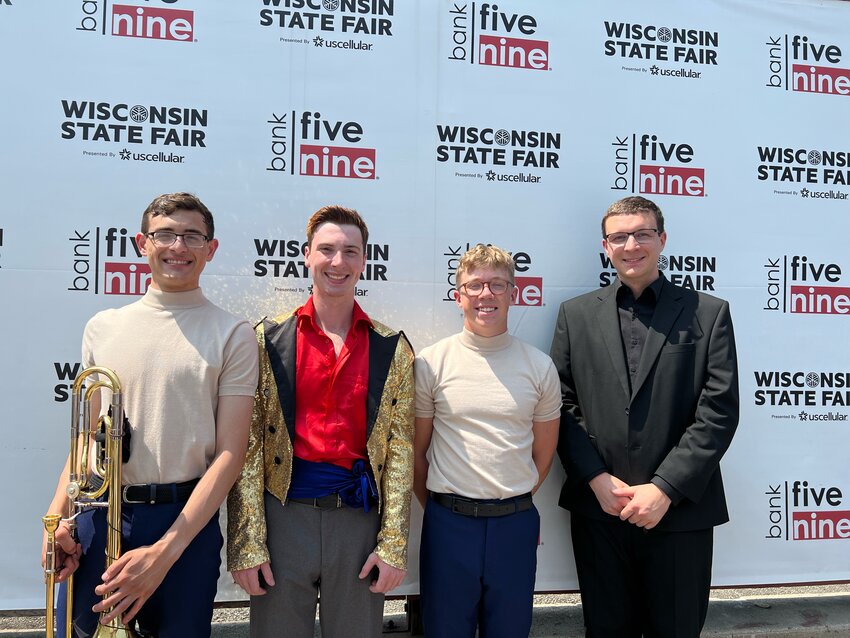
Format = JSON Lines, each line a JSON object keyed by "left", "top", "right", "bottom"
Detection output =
{"left": 293, "top": 297, "right": 371, "bottom": 469}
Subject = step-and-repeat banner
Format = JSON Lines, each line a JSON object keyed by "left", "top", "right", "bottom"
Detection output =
{"left": 1, "top": 0, "right": 848, "bottom": 610}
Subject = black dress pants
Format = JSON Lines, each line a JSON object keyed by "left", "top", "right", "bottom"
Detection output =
{"left": 571, "top": 514, "right": 713, "bottom": 638}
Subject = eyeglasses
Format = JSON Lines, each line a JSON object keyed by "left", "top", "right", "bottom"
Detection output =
{"left": 145, "top": 231, "right": 209, "bottom": 248}
{"left": 604, "top": 228, "right": 659, "bottom": 246}
{"left": 459, "top": 279, "right": 513, "bottom": 296}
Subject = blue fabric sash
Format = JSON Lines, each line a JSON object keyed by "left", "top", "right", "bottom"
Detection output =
{"left": 288, "top": 457, "right": 378, "bottom": 512}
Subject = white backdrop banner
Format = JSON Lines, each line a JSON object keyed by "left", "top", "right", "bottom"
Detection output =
{"left": 1, "top": 0, "right": 849, "bottom": 610}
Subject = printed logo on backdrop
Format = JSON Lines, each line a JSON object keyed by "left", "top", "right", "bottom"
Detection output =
{"left": 77, "top": 1, "right": 195, "bottom": 42}
{"left": 603, "top": 21, "right": 718, "bottom": 79}
{"left": 446, "top": 3, "right": 551, "bottom": 71}
{"left": 599, "top": 253, "right": 716, "bottom": 291}
{"left": 53, "top": 362, "right": 83, "bottom": 402}
{"left": 267, "top": 110, "right": 377, "bottom": 179}
{"left": 436, "top": 123, "right": 561, "bottom": 185}
{"left": 763, "top": 255, "right": 850, "bottom": 316}
{"left": 757, "top": 145, "right": 849, "bottom": 201}
{"left": 442, "top": 243, "right": 542, "bottom": 306}
{"left": 753, "top": 369, "right": 849, "bottom": 420}
{"left": 259, "top": 0, "right": 395, "bottom": 53}
{"left": 765, "top": 481, "right": 850, "bottom": 541}
{"left": 68, "top": 227, "right": 151, "bottom": 296}
{"left": 253, "top": 237, "right": 389, "bottom": 297}
{"left": 765, "top": 34, "right": 850, "bottom": 97}
{"left": 60, "top": 100, "right": 208, "bottom": 164}
{"left": 610, "top": 133, "right": 706, "bottom": 197}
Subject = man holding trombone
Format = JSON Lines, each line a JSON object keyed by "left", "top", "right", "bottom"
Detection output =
{"left": 42, "top": 193, "right": 258, "bottom": 636}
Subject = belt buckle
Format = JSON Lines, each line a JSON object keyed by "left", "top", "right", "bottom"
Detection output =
{"left": 122, "top": 483, "right": 149, "bottom": 504}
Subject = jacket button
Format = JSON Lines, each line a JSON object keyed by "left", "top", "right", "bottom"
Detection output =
{"left": 377, "top": 464, "right": 383, "bottom": 471}
{"left": 268, "top": 425, "right": 276, "bottom": 433}
{"left": 263, "top": 388, "right": 270, "bottom": 397}
{"left": 274, "top": 456, "right": 281, "bottom": 465}
{"left": 624, "top": 407, "right": 630, "bottom": 415}
{"left": 391, "top": 398, "right": 398, "bottom": 406}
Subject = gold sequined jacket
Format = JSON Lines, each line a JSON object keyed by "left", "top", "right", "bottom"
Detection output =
{"left": 226, "top": 310, "right": 415, "bottom": 571}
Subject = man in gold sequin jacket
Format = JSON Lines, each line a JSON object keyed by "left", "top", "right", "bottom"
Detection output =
{"left": 226, "top": 206, "right": 414, "bottom": 637}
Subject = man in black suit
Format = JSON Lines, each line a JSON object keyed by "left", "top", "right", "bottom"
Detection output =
{"left": 550, "top": 196, "right": 739, "bottom": 637}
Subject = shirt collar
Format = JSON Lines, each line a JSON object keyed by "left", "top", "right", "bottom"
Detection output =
{"left": 141, "top": 286, "right": 206, "bottom": 309}
{"left": 296, "top": 296, "right": 373, "bottom": 332}
{"left": 458, "top": 327, "right": 512, "bottom": 353}
{"left": 614, "top": 274, "right": 665, "bottom": 304}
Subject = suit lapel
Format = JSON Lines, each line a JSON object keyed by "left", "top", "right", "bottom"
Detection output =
{"left": 366, "top": 329, "right": 400, "bottom": 438}
{"left": 595, "top": 285, "right": 631, "bottom": 399}
{"left": 265, "top": 316, "right": 297, "bottom": 442}
{"left": 631, "top": 281, "right": 684, "bottom": 398}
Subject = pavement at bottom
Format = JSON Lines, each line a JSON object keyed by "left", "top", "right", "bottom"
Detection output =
{"left": 3, "top": 586, "right": 849, "bottom": 637}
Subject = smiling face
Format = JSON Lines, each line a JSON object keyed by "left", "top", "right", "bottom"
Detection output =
{"left": 137, "top": 209, "right": 218, "bottom": 293}
{"left": 602, "top": 211, "right": 666, "bottom": 296}
{"left": 304, "top": 222, "right": 366, "bottom": 302}
{"left": 455, "top": 266, "right": 513, "bottom": 337}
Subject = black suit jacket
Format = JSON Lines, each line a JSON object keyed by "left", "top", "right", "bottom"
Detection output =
{"left": 550, "top": 278, "right": 739, "bottom": 532}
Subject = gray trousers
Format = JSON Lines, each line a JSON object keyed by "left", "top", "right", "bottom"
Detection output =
{"left": 249, "top": 491, "right": 385, "bottom": 638}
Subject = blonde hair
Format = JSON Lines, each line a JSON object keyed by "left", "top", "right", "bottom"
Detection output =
{"left": 456, "top": 243, "right": 515, "bottom": 287}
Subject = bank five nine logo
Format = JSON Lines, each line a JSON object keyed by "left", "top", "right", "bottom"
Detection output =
{"left": 765, "top": 480, "right": 850, "bottom": 541}
{"left": 766, "top": 34, "right": 850, "bottom": 96}
{"left": 77, "top": 1, "right": 195, "bottom": 42}
{"left": 266, "top": 110, "right": 376, "bottom": 179}
{"left": 610, "top": 133, "right": 706, "bottom": 197}
{"left": 447, "top": 3, "right": 550, "bottom": 71}
{"left": 68, "top": 227, "right": 151, "bottom": 296}
{"left": 764, "top": 255, "right": 850, "bottom": 315}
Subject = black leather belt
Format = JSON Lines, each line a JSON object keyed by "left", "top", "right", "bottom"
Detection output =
{"left": 122, "top": 478, "right": 200, "bottom": 505}
{"left": 288, "top": 494, "right": 343, "bottom": 509}
{"left": 430, "top": 492, "right": 533, "bottom": 518}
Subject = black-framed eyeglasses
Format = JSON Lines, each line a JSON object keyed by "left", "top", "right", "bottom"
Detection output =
{"left": 604, "top": 228, "right": 659, "bottom": 247}
{"left": 145, "top": 231, "right": 209, "bottom": 248}
{"left": 459, "top": 279, "right": 513, "bottom": 296}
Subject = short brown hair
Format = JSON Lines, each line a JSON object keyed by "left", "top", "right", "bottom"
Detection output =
{"left": 601, "top": 196, "right": 665, "bottom": 237}
{"left": 306, "top": 205, "right": 369, "bottom": 250}
{"left": 141, "top": 192, "right": 215, "bottom": 238}
{"left": 456, "top": 244, "right": 515, "bottom": 288}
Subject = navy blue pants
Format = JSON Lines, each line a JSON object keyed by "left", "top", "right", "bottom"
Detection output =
{"left": 420, "top": 495, "right": 540, "bottom": 638}
{"left": 56, "top": 502, "right": 222, "bottom": 638}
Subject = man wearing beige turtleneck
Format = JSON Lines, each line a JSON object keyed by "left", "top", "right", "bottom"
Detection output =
{"left": 43, "top": 193, "right": 258, "bottom": 637}
{"left": 413, "top": 243, "right": 561, "bottom": 638}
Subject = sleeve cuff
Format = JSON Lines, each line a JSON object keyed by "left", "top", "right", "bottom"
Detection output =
{"left": 651, "top": 476, "right": 684, "bottom": 506}
{"left": 583, "top": 468, "right": 606, "bottom": 484}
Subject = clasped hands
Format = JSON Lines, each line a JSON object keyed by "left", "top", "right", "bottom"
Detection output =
{"left": 588, "top": 472, "right": 671, "bottom": 530}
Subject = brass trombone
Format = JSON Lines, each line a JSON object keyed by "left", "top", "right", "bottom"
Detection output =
{"left": 42, "top": 366, "right": 139, "bottom": 638}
